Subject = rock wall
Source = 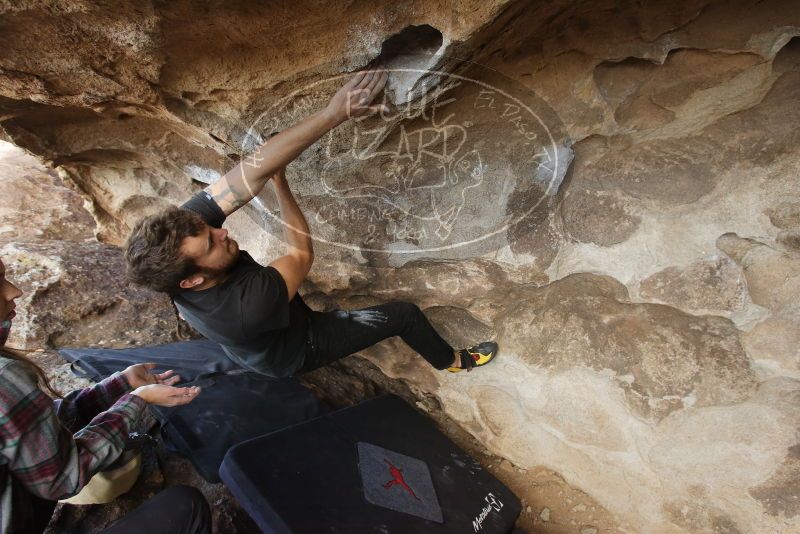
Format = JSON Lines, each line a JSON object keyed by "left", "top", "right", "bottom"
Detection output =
{"left": 0, "top": 142, "right": 179, "bottom": 350}
{"left": 2, "top": 1, "right": 799, "bottom": 532}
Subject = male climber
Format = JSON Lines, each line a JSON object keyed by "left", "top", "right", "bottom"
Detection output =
{"left": 125, "top": 67, "right": 497, "bottom": 378}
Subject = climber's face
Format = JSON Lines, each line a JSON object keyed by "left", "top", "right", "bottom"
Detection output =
{"left": 178, "top": 223, "right": 240, "bottom": 290}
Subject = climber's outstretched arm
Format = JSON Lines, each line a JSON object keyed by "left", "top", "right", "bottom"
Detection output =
{"left": 267, "top": 168, "right": 313, "bottom": 299}
{"left": 203, "top": 67, "right": 388, "bottom": 217}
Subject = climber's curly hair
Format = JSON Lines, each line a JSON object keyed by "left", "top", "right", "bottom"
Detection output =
{"left": 125, "top": 206, "right": 205, "bottom": 295}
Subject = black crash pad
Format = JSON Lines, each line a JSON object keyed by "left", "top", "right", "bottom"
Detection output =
{"left": 60, "top": 339, "right": 240, "bottom": 383}
{"left": 155, "top": 371, "right": 325, "bottom": 482}
{"left": 60, "top": 341, "right": 325, "bottom": 483}
{"left": 219, "top": 394, "right": 521, "bottom": 533}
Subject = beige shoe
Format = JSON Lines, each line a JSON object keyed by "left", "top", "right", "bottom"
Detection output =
{"left": 60, "top": 451, "right": 141, "bottom": 505}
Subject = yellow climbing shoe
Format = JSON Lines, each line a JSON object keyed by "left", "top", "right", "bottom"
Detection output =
{"left": 447, "top": 341, "right": 498, "bottom": 373}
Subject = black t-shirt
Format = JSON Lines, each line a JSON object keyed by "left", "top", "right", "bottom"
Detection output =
{"left": 174, "top": 191, "right": 312, "bottom": 377}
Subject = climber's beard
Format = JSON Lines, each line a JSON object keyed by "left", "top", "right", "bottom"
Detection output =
{"left": 198, "top": 251, "right": 240, "bottom": 285}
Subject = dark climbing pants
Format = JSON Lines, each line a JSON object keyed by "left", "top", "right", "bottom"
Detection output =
{"left": 100, "top": 485, "right": 211, "bottom": 534}
{"left": 299, "top": 301, "right": 455, "bottom": 373}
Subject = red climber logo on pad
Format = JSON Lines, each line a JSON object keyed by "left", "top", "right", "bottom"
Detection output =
{"left": 357, "top": 442, "right": 442, "bottom": 523}
{"left": 382, "top": 458, "right": 421, "bottom": 501}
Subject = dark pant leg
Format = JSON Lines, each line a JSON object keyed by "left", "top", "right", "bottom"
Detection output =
{"left": 100, "top": 486, "right": 211, "bottom": 534}
{"left": 301, "top": 301, "right": 455, "bottom": 372}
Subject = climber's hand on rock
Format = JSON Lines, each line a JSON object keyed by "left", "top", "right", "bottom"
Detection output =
{"left": 269, "top": 167, "right": 287, "bottom": 185}
{"left": 325, "top": 66, "right": 389, "bottom": 123}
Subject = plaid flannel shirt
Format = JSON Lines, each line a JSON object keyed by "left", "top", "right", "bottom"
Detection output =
{"left": 0, "top": 357, "right": 146, "bottom": 533}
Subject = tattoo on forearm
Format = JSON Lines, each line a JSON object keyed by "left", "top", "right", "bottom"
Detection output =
{"left": 211, "top": 176, "right": 256, "bottom": 212}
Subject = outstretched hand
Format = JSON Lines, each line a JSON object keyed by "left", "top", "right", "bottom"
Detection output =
{"left": 122, "top": 363, "right": 181, "bottom": 390}
{"left": 131, "top": 384, "right": 201, "bottom": 407}
{"left": 325, "top": 67, "right": 389, "bottom": 123}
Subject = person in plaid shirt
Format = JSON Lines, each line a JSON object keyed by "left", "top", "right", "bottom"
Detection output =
{"left": 0, "top": 257, "right": 209, "bottom": 533}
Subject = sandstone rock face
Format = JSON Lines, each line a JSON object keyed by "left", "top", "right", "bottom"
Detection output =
{"left": 2, "top": 240, "right": 178, "bottom": 350}
{"left": 638, "top": 256, "right": 748, "bottom": 316}
{"left": 0, "top": 142, "right": 94, "bottom": 243}
{"left": 2, "top": 1, "right": 800, "bottom": 532}
{"left": 496, "top": 274, "right": 758, "bottom": 420}
{"left": 0, "top": 142, "right": 178, "bottom": 350}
